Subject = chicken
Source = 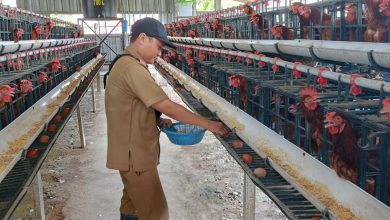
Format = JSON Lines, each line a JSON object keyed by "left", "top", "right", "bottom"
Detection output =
{"left": 228, "top": 74, "right": 247, "bottom": 110}
{"left": 298, "top": 5, "right": 331, "bottom": 28}
{"left": 270, "top": 93, "right": 296, "bottom": 141}
{"left": 299, "top": 87, "right": 323, "bottom": 153}
{"left": 250, "top": 13, "right": 269, "bottom": 39}
{"left": 297, "top": 4, "right": 341, "bottom": 40}
{"left": 185, "top": 48, "right": 197, "bottom": 78}
{"left": 163, "top": 55, "right": 171, "bottom": 63}
{"left": 185, "top": 48, "right": 193, "bottom": 61}
{"left": 364, "top": 0, "right": 388, "bottom": 42}
{"left": 271, "top": 25, "right": 294, "bottom": 40}
{"left": 188, "top": 29, "right": 199, "bottom": 38}
{"left": 19, "top": 79, "right": 33, "bottom": 93}
{"left": 204, "top": 22, "right": 213, "bottom": 31}
{"left": 14, "top": 55, "right": 24, "bottom": 71}
{"left": 199, "top": 50, "right": 207, "bottom": 61}
{"left": 240, "top": 3, "right": 254, "bottom": 15}
{"left": 380, "top": 98, "right": 390, "bottom": 119}
{"left": 345, "top": 3, "right": 357, "bottom": 23}
{"left": 0, "top": 85, "right": 15, "bottom": 107}
{"left": 45, "top": 21, "right": 55, "bottom": 39}
{"left": 344, "top": 3, "right": 358, "bottom": 41}
{"left": 73, "top": 26, "right": 83, "bottom": 38}
{"left": 223, "top": 25, "right": 236, "bottom": 39}
{"left": 167, "top": 49, "right": 176, "bottom": 59}
{"left": 290, "top": 2, "right": 310, "bottom": 39}
{"left": 32, "top": 25, "right": 42, "bottom": 40}
{"left": 182, "top": 19, "right": 190, "bottom": 27}
{"left": 349, "top": 74, "right": 363, "bottom": 96}
{"left": 48, "top": 58, "right": 61, "bottom": 73}
{"left": 190, "top": 17, "right": 200, "bottom": 25}
{"left": 324, "top": 112, "right": 359, "bottom": 183}
{"left": 38, "top": 72, "right": 48, "bottom": 84}
{"left": 212, "top": 18, "right": 223, "bottom": 38}
{"left": 13, "top": 28, "right": 24, "bottom": 43}
{"left": 167, "top": 49, "right": 178, "bottom": 66}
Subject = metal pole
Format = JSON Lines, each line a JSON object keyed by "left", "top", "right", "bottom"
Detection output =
{"left": 121, "top": 18, "right": 125, "bottom": 50}
{"left": 243, "top": 174, "right": 256, "bottom": 220}
{"left": 96, "top": 72, "right": 101, "bottom": 92}
{"left": 76, "top": 104, "right": 86, "bottom": 148}
{"left": 91, "top": 83, "right": 96, "bottom": 112}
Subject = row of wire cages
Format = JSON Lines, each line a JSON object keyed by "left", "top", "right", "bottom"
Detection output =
{"left": 165, "top": 0, "right": 390, "bottom": 43}
{"left": 0, "top": 43, "right": 100, "bottom": 131}
{"left": 0, "top": 3, "right": 83, "bottom": 42}
{"left": 162, "top": 45, "right": 390, "bottom": 205}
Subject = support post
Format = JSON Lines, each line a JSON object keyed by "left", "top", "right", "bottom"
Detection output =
{"left": 32, "top": 171, "right": 46, "bottom": 220}
{"left": 243, "top": 173, "right": 255, "bottom": 220}
{"left": 76, "top": 105, "right": 86, "bottom": 148}
{"left": 91, "top": 83, "right": 96, "bottom": 113}
{"left": 96, "top": 73, "right": 101, "bottom": 92}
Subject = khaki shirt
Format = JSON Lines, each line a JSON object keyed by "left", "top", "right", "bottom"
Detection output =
{"left": 105, "top": 47, "right": 168, "bottom": 171}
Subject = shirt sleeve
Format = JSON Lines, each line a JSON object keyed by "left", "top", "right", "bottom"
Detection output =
{"left": 123, "top": 63, "right": 169, "bottom": 107}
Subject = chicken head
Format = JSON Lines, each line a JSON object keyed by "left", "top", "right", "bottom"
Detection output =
{"left": 0, "top": 85, "right": 15, "bottom": 106}
{"left": 300, "top": 87, "right": 319, "bottom": 111}
{"left": 324, "top": 112, "right": 346, "bottom": 135}
{"left": 290, "top": 2, "right": 304, "bottom": 14}
{"left": 299, "top": 6, "right": 312, "bottom": 19}
{"left": 345, "top": 3, "right": 357, "bottom": 22}
{"left": 379, "top": 0, "right": 390, "bottom": 16}
{"left": 380, "top": 98, "right": 390, "bottom": 119}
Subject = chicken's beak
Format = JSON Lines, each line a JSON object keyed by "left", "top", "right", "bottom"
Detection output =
{"left": 324, "top": 123, "right": 332, "bottom": 128}
{"left": 323, "top": 120, "right": 334, "bottom": 128}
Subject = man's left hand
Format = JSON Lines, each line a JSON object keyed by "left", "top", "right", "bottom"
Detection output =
{"left": 158, "top": 118, "right": 173, "bottom": 128}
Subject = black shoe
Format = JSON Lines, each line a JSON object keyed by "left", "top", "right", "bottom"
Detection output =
{"left": 120, "top": 213, "right": 139, "bottom": 220}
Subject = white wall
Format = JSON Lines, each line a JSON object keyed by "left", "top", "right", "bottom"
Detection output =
{"left": 177, "top": 2, "right": 193, "bottom": 18}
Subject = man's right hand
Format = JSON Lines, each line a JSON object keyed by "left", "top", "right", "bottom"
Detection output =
{"left": 206, "top": 120, "right": 231, "bottom": 137}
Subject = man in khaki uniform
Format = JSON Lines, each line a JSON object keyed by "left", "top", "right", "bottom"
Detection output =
{"left": 105, "top": 18, "right": 230, "bottom": 220}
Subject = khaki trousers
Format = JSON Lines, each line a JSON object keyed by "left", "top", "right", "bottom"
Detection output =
{"left": 119, "top": 167, "right": 168, "bottom": 220}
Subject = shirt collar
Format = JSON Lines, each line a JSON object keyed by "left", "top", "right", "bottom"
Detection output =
{"left": 124, "top": 46, "right": 148, "bottom": 68}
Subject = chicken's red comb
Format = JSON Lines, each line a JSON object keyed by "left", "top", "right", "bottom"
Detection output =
{"left": 300, "top": 87, "right": 318, "bottom": 98}
{"left": 345, "top": 3, "right": 356, "bottom": 10}
{"left": 52, "top": 58, "right": 60, "bottom": 64}
{"left": 0, "top": 85, "right": 15, "bottom": 92}
{"left": 383, "top": 98, "right": 390, "bottom": 106}
{"left": 325, "top": 112, "right": 337, "bottom": 120}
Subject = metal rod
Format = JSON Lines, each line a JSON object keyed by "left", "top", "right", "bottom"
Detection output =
{"left": 168, "top": 37, "right": 390, "bottom": 69}
{"left": 243, "top": 174, "right": 255, "bottom": 220}
{"left": 0, "top": 41, "right": 93, "bottom": 62}
{"left": 76, "top": 104, "right": 86, "bottom": 148}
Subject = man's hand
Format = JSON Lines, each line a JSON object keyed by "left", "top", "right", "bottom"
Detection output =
{"left": 158, "top": 118, "right": 173, "bottom": 129}
{"left": 206, "top": 120, "right": 231, "bottom": 137}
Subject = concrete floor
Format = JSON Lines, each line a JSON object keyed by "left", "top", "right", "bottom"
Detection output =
{"left": 12, "top": 65, "right": 286, "bottom": 220}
